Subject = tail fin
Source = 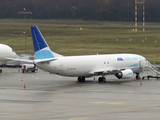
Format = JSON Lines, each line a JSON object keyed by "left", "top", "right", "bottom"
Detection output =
{"left": 31, "top": 26, "right": 62, "bottom": 59}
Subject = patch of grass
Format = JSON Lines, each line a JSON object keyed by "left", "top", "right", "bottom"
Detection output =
{"left": 0, "top": 19, "right": 160, "bottom": 63}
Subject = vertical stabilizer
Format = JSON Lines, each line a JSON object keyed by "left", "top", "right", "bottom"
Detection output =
{"left": 31, "top": 26, "right": 62, "bottom": 59}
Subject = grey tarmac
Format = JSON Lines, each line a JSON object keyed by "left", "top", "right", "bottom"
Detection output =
{"left": 0, "top": 67, "right": 160, "bottom": 120}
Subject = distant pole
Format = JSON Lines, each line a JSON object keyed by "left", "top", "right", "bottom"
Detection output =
{"left": 24, "top": 8, "right": 27, "bottom": 54}
{"left": 18, "top": 8, "right": 32, "bottom": 54}
{"left": 135, "top": 0, "right": 138, "bottom": 32}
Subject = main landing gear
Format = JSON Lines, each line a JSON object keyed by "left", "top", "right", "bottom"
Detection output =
{"left": 77, "top": 76, "right": 106, "bottom": 83}
{"left": 0, "top": 69, "right": 2, "bottom": 73}
{"left": 98, "top": 77, "right": 106, "bottom": 83}
{"left": 78, "top": 77, "right": 85, "bottom": 82}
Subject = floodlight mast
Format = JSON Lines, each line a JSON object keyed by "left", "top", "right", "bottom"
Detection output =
{"left": 18, "top": 8, "right": 32, "bottom": 54}
{"left": 135, "top": 0, "right": 145, "bottom": 32}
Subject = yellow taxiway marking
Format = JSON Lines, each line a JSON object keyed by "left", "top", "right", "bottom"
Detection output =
{"left": 90, "top": 101, "right": 124, "bottom": 105}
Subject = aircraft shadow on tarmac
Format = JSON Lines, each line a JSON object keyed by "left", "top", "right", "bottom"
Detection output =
{"left": 42, "top": 79, "right": 134, "bottom": 90}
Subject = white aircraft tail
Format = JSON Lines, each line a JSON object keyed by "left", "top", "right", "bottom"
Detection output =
{"left": 31, "top": 26, "right": 63, "bottom": 60}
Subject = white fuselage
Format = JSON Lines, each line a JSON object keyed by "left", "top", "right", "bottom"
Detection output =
{"left": 36, "top": 54, "right": 147, "bottom": 77}
{"left": 0, "top": 44, "right": 17, "bottom": 61}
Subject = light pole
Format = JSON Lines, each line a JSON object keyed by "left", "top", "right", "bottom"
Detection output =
{"left": 18, "top": 8, "right": 32, "bottom": 54}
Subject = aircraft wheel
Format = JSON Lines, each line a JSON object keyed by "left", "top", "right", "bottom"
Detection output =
{"left": 98, "top": 77, "right": 103, "bottom": 83}
{"left": 98, "top": 77, "right": 106, "bottom": 83}
{"left": 78, "top": 77, "right": 85, "bottom": 82}
{"left": 136, "top": 73, "right": 141, "bottom": 80}
{"left": 22, "top": 70, "right": 25, "bottom": 73}
{"left": 82, "top": 77, "right": 85, "bottom": 82}
{"left": 0, "top": 69, "right": 2, "bottom": 73}
{"left": 78, "top": 77, "right": 80, "bottom": 82}
{"left": 102, "top": 77, "right": 106, "bottom": 82}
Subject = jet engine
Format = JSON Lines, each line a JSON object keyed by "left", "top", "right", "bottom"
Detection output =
{"left": 115, "top": 69, "right": 133, "bottom": 79}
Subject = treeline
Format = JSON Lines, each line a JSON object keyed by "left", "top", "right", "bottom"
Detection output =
{"left": 0, "top": 0, "right": 159, "bottom": 22}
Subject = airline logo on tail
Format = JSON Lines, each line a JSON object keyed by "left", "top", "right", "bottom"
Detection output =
{"left": 31, "top": 26, "right": 54, "bottom": 59}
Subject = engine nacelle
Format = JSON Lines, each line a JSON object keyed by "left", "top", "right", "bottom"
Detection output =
{"left": 115, "top": 69, "right": 133, "bottom": 79}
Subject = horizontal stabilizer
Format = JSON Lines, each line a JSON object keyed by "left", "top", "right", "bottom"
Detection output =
{"left": 34, "top": 58, "right": 57, "bottom": 63}
{"left": 6, "top": 57, "right": 57, "bottom": 64}
{"left": 6, "top": 58, "right": 33, "bottom": 63}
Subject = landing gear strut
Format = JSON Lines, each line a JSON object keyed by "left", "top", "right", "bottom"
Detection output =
{"left": 98, "top": 77, "right": 106, "bottom": 83}
{"left": 78, "top": 77, "right": 85, "bottom": 82}
{"left": 136, "top": 73, "right": 141, "bottom": 80}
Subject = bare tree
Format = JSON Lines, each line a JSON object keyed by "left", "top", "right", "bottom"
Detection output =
{"left": 70, "top": 6, "right": 77, "bottom": 19}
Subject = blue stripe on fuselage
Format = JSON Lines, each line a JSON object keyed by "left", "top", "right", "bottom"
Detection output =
{"left": 128, "top": 63, "right": 139, "bottom": 68}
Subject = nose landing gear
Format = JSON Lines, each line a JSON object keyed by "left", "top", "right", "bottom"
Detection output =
{"left": 136, "top": 73, "right": 141, "bottom": 80}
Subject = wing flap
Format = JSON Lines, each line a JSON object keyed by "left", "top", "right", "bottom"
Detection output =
{"left": 90, "top": 69, "right": 119, "bottom": 75}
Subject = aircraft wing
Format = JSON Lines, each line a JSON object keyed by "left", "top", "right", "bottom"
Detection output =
{"left": 90, "top": 68, "right": 121, "bottom": 75}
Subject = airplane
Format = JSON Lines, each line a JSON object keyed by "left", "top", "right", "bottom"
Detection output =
{"left": 0, "top": 44, "right": 17, "bottom": 73}
{"left": 8, "top": 26, "right": 154, "bottom": 82}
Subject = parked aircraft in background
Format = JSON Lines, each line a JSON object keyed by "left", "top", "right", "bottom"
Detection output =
{"left": 0, "top": 44, "right": 17, "bottom": 72}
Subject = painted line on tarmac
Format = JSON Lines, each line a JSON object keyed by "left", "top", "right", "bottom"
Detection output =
{"left": 87, "top": 90, "right": 103, "bottom": 92}
{"left": 31, "top": 75, "right": 39, "bottom": 80}
{"left": 0, "top": 112, "right": 15, "bottom": 115}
